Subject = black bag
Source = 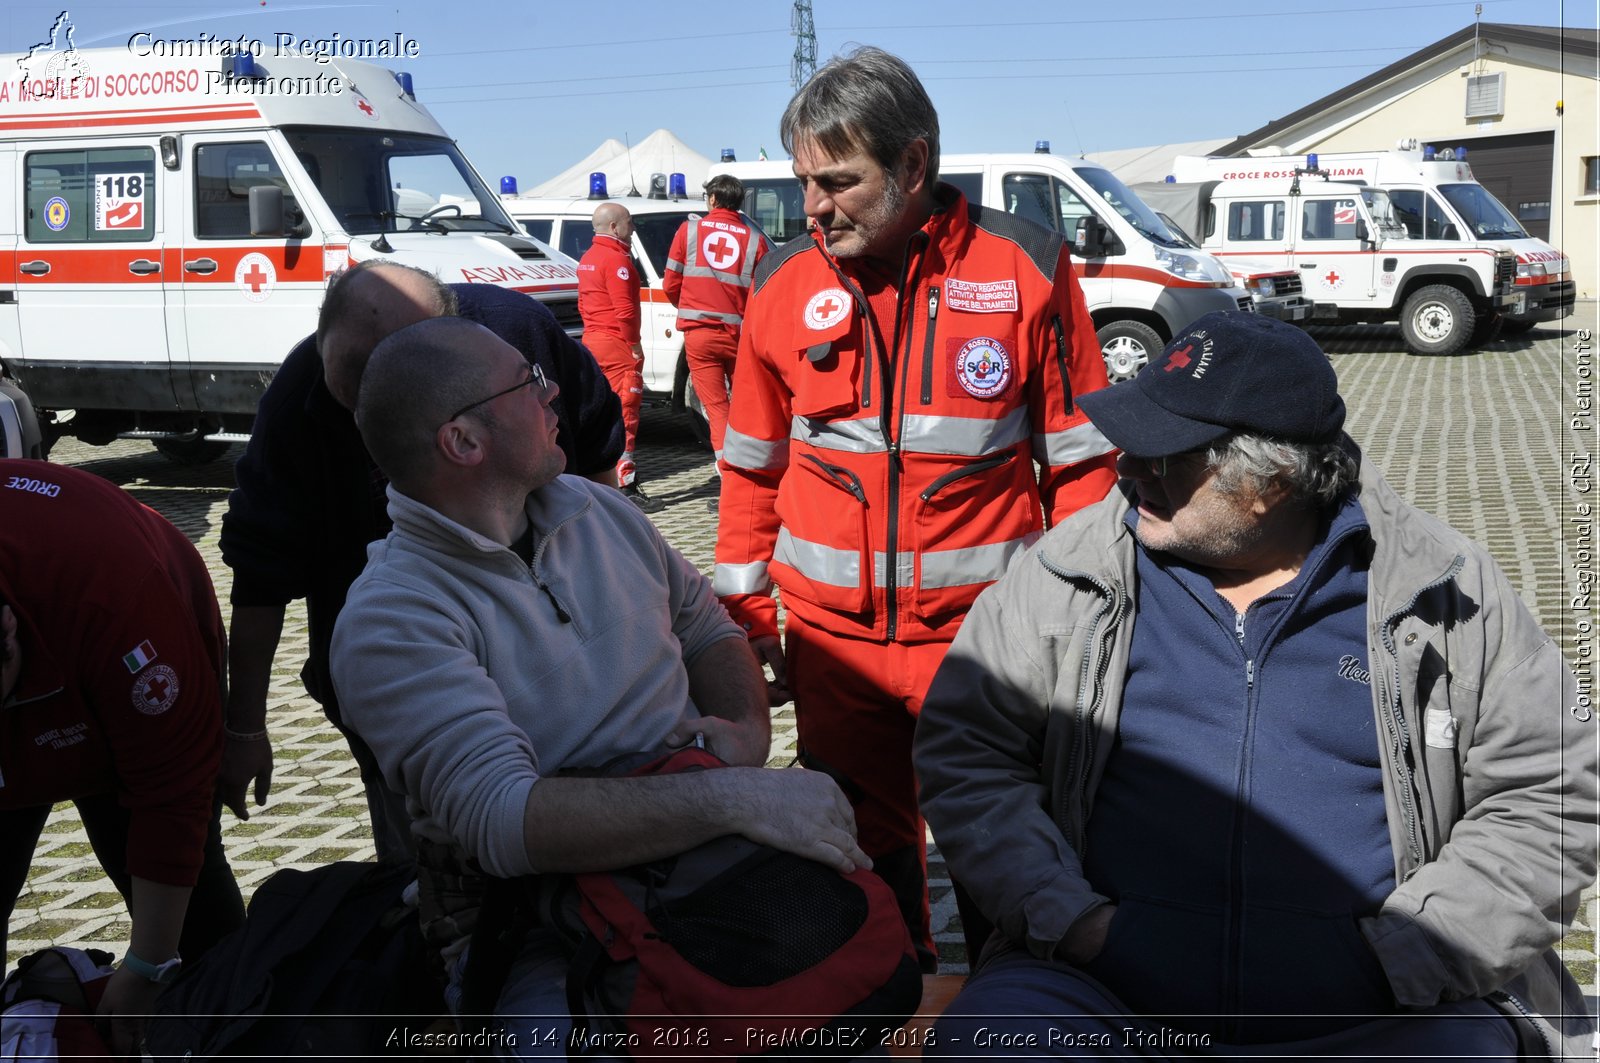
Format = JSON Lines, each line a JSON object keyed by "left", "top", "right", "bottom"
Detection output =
{"left": 464, "top": 747, "right": 923, "bottom": 1058}
{"left": 143, "top": 860, "right": 444, "bottom": 1061}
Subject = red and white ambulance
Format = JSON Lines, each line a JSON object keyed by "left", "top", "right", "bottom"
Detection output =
{"left": 0, "top": 45, "right": 579, "bottom": 461}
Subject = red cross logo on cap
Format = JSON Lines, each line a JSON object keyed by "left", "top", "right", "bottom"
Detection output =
{"left": 702, "top": 231, "right": 739, "bottom": 271}
{"left": 1165, "top": 344, "right": 1194, "bottom": 372}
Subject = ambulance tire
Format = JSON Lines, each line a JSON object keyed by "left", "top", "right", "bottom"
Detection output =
{"left": 1096, "top": 320, "right": 1163, "bottom": 384}
{"left": 1400, "top": 285, "right": 1474, "bottom": 357}
{"left": 153, "top": 436, "right": 230, "bottom": 466}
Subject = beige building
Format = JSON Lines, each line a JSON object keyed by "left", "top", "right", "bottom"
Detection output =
{"left": 1209, "top": 23, "right": 1598, "bottom": 300}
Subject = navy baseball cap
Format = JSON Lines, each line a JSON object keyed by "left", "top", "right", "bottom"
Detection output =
{"left": 1077, "top": 311, "right": 1345, "bottom": 459}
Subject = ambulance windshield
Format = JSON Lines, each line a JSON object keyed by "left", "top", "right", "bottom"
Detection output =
{"left": 1073, "top": 166, "right": 1189, "bottom": 247}
{"left": 1436, "top": 183, "right": 1528, "bottom": 239}
{"left": 283, "top": 129, "right": 520, "bottom": 236}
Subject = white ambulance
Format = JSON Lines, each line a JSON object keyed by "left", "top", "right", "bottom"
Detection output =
{"left": 0, "top": 46, "right": 580, "bottom": 462}
{"left": 1171, "top": 145, "right": 1574, "bottom": 334}
{"left": 1134, "top": 170, "right": 1520, "bottom": 357}
{"left": 500, "top": 173, "right": 770, "bottom": 443}
{"left": 712, "top": 151, "right": 1253, "bottom": 383}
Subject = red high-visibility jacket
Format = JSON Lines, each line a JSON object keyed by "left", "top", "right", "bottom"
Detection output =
{"left": 714, "top": 187, "right": 1119, "bottom": 644}
{"left": 663, "top": 207, "right": 769, "bottom": 335}
{"left": 577, "top": 233, "right": 640, "bottom": 344}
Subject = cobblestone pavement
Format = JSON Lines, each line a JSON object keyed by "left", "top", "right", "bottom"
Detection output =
{"left": 9, "top": 308, "right": 1597, "bottom": 1003}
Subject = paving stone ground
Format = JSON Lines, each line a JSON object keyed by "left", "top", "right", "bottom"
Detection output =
{"left": 8, "top": 308, "right": 1597, "bottom": 1006}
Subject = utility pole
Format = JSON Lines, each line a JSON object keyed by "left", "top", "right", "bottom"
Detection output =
{"left": 790, "top": 0, "right": 816, "bottom": 91}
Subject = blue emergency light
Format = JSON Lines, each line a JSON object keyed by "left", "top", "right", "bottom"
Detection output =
{"left": 669, "top": 173, "right": 688, "bottom": 199}
{"left": 1456, "top": 146, "right": 1467, "bottom": 160}
{"left": 720, "top": 148, "right": 736, "bottom": 162}
{"left": 226, "top": 53, "right": 257, "bottom": 79}
{"left": 500, "top": 176, "right": 518, "bottom": 195}
{"left": 394, "top": 71, "right": 415, "bottom": 98}
{"left": 1422, "top": 145, "right": 1436, "bottom": 160}
{"left": 588, "top": 172, "right": 608, "bottom": 200}
{"left": 1306, "top": 153, "right": 1319, "bottom": 171}
{"left": 1165, "top": 175, "right": 1175, "bottom": 183}
{"left": 1035, "top": 140, "right": 1050, "bottom": 154}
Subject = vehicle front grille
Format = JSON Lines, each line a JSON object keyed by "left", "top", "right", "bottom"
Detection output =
{"left": 1496, "top": 253, "right": 1516, "bottom": 292}
{"left": 539, "top": 294, "right": 584, "bottom": 335}
{"left": 1237, "top": 296, "right": 1255, "bottom": 313}
{"left": 1274, "top": 274, "right": 1304, "bottom": 297}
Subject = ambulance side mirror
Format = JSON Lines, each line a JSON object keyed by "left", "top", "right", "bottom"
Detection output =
{"left": 249, "top": 185, "right": 291, "bottom": 238}
{"left": 1356, "top": 218, "right": 1372, "bottom": 247}
{"left": 1072, "top": 215, "right": 1112, "bottom": 258}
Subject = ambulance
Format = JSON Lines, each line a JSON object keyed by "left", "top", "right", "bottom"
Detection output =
{"left": 1170, "top": 144, "right": 1574, "bottom": 334}
{"left": 712, "top": 150, "right": 1253, "bottom": 383}
{"left": 1133, "top": 170, "right": 1519, "bottom": 357}
{"left": 0, "top": 45, "right": 580, "bottom": 462}
{"left": 500, "top": 173, "right": 771, "bottom": 443}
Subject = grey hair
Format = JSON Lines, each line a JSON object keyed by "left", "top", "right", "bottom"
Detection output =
{"left": 1206, "top": 432, "right": 1359, "bottom": 509}
{"left": 780, "top": 45, "right": 941, "bottom": 185}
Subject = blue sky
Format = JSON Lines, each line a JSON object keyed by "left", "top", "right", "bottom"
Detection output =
{"left": 5, "top": 0, "right": 1593, "bottom": 188}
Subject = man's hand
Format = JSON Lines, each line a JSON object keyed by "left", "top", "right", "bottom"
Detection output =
{"left": 220, "top": 731, "right": 273, "bottom": 820}
{"left": 97, "top": 966, "right": 159, "bottom": 1058}
{"left": 1058, "top": 903, "right": 1117, "bottom": 965}
{"left": 728, "top": 766, "right": 870, "bottom": 876}
{"left": 666, "top": 716, "right": 768, "bottom": 768}
{"left": 750, "top": 635, "right": 789, "bottom": 706}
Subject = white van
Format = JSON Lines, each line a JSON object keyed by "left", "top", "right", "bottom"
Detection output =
{"left": 712, "top": 152, "right": 1253, "bottom": 382}
{"left": 1134, "top": 174, "right": 1519, "bottom": 356}
{"left": 1171, "top": 145, "right": 1573, "bottom": 334}
{"left": 502, "top": 176, "right": 772, "bottom": 442}
{"left": 0, "top": 46, "right": 580, "bottom": 462}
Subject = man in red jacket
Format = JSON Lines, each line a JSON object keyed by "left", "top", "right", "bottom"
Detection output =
{"left": 715, "top": 46, "right": 1119, "bottom": 969}
{"left": 664, "top": 174, "right": 769, "bottom": 488}
{"left": 578, "top": 202, "right": 660, "bottom": 511}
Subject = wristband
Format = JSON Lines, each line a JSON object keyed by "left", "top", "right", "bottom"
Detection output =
{"left": 224, "top": 726, "right": 268, "bottom": 742}
{"left": 121, "top": 949, "right": 182, "bottom": 985}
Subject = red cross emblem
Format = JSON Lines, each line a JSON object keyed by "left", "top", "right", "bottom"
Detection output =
{"left": 816, "top": 297, "right": 839, "bottom": 318}
{"left": 356, "top": 98, "right": 375, "bottom": 117}
{"left": 1165, "top": 344, "right": 1194, "bottom": 372}
{"left": 703, "top": 232, "right": 739, "bottom": 270}
{"left": 131, "top": 664, "right": 180, "bottom": 715}
{"left": 803, "top": 287, "right": 851, "bottom": 330}
{"left": 242, "top": 263, "right": 269, "bottom": 293}
{"left": 1324, "top": 270, "right": 1342, "bottom": 286}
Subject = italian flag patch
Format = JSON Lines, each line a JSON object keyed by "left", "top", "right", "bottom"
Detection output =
{"left": 122, "top": 640, "right": 157, "bottom": 673}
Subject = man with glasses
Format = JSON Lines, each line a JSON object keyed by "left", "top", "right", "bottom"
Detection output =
{"left": 219, "top": 261, "right": 623, "bottom": 862}
{"left": 915, "top": 311, "right": 1596, "bottom": 1057}
{"left": 330, "top": 316, "right": 867, "bottom": 1054}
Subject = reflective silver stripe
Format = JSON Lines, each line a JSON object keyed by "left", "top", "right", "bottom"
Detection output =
{"left": 1033, "top": 421, "right": 1117, "bottom": 466}
{"left": 679, "top": 307, "right": 743, "bottom": 325}
{"left": 681, "top": 217, "right": 759, "bottom": 289}
{"left": 713, "top": 560, "right": 771, "bottom": 596}
{"left": 919, "top": 534, "right": 1038, "bottom": 588}
{"left": 900, "top": 408, "right": 1031, "bottom": 457}
{"left": 774, "top": 529, "right": 860, "bottom": 587}
{"left": 723, "top": 425, "right": 789, "bottom": 471}
{"left": 665, "top": 255, "right": 686, "bottom": 271}
{"left": 871, "top": 550, "right": 916, "bottom": 589}
{"left": 792, "top": 415, "right": 887, "bottom": 454}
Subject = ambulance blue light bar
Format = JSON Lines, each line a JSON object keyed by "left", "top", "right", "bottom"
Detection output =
{"left": 1035, "top": 140, "right": 1050, "bottom": 154}
{"left": 226, "top": 54, "right": 257, "bottom": 79}
{"left": 1306, "top": 153, "right": 1319, "bottom": 171}
{"left": 1422, "top": 145, "right": 1436, "bottom": 160}
{"left": 394, "top": 71, "right": 415, "bottom": 98}
{"left": 1456, "top": 146, "right": 1467, "bottom": 160}
{"left": 588, "top": 173, "right": 608, "bottom": 200}
{"left": 720, "top": 148, "right": 736, "bottom": 162}
{"left": 500, "top": 176, "right": 518, "bottom": 195}
{"left": 669, "top": 173, "right": 688, "bottom": 199}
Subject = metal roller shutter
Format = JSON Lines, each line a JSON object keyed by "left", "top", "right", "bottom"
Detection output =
{"left": 1442, "top": 131, "right": 1555, "bottom": 240}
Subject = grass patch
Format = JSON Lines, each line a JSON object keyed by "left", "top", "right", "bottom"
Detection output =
{"left": 238, "top": 846, "right": 293, "bottom": 862}
{"left": 69, "top": 893, "right": 125, "bottom": 910}
{"left": 280, "top": 823, "right": 328, "bottom": 839}
{"left": 39, "top": 842, "right": 96, "bottom": 859}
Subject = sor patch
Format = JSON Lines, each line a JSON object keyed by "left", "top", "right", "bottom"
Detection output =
{"left": 949, "top": 337, "right": 1013, "bottom": 399}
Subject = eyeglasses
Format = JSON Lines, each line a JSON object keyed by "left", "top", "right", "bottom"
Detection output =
{"left": 1143, "top": 448, "right": 1209, "bottom": 478}
{"left": 444, "top": 363, "right": 548, "bottom": 424}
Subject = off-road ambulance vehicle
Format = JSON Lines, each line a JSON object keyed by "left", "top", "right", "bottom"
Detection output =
{"left": 712, "top": 150, "right": 1253, "bottom": 383}
{"left": 0, "top": 46, "right": 580, "bottom": 462}
{"left": 501, "top": 172, "right": 771, "bottom": 443}
{"left": 1134, "top": 168, "right": 1519, "bottom": 357}
{"left": 1171, "top": 145, "right": 1573, "bottom": 334}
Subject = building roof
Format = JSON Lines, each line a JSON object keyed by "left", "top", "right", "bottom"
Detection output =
{"left": 1213, "top": 23, "right": 1598, "bottom": 157}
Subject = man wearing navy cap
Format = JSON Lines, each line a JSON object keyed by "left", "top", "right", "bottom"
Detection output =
{"left": 915, "top": 312, "right": 1595, "bottom": 1057}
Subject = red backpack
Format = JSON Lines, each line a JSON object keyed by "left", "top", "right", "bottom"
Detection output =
{"left": 466, "top": 747, "right": 923, "bottom": 1057}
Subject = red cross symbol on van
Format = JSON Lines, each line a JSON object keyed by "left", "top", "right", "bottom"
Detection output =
{"left": 1324, "top": 270, "right": 1342, "bottom": 286}
{"left": 242, "top": 262, "right": 270, "bottom": 293}
{"left": 356, "top": 98, "right": 375, "bottom": 117}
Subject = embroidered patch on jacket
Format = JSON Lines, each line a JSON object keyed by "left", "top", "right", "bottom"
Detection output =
{"left": 617, "top": 265, "right": 630, "bottom": 281}
{"left": 1336, "top": 654, "right": 1371, "bottom": 685}
{"left": 122, "top": 640, "right": 158, "bottom": 674}
{"left": 132, "top": 664, "right": 180, "bottom": 715}
{"left": 803, "top": 288, "right": 852, "bottom": 331}
{"left": 945, "top": 278, "right": 1019, "bottom": 313}
{"left": 949, "top": 337, "right": 1013, "bottom": 399}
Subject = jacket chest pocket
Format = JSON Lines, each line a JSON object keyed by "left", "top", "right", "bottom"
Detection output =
{"left": 770, "top": 455, "right": 872, "bottom": 615}
{"left": 907, "top": 450, "right": 1039, "bottom": 623}
{"left": 789, "top": 315, "right": 863, "bottom": 419}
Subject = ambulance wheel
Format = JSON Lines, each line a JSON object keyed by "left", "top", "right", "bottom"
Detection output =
{"left": 1400, "top": 285, "right": 1474, "bottom": 357}
{"left": 1097, "top": 320, "right": 1163, "bottom": 384}
{"left": 1500, "top": 318, "right": 1539, "bottom": 336}
{"left": 153, "top": 436, "right": 229, "bottom": 466}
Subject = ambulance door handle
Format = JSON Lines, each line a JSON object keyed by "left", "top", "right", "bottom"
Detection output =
{"left": 17, "top": 261, "right": 50, "bottom": 276}
{"left": 128, "top": 259, "right": 161, "bottom": 276}
{"left": 183, "top": 258, "right": 218, "bottom": 275}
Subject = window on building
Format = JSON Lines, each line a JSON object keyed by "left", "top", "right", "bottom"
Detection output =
{"left": 1584, "top": 156, "right": 1600, "bottom": 197}
{"left": 26, "top": 147, "right": 156, "bottom": 243}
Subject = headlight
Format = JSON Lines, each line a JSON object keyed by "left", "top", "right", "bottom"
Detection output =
{"left": 1516, "top": 262, "right": 1548, "bottom": 279}
{"left": 1155, "top": 247, "right": 1233, "bottom": 285}
{"left": 1246, "top": 275, "right": 1276, "bottom": 297}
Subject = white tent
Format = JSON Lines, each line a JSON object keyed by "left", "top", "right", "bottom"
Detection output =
{"left": 522, "top": 129, "right": 714, "bottom": 198}
{"left": 1082, "top": 138, "right": 1231, "bottom": 186}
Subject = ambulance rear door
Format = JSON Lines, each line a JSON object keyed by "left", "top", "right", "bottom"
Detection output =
{"left": 14, "top": 136, "right": 177, "bottom": 412}
{"left": 169, "top": 132, "right": 328, "bottom": 415}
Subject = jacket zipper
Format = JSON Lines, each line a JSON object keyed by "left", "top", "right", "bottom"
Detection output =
{"left": 918, "top": 451, "right": 1014, "bottom": 501}
{"left": 1051, "top": 314, "right": 1075, "bottom": 413}
{"left": 799, "top": 454, "right": 869, "bottom": 503}
{"left": 882, "top": 233, "right": 929, "bottom": 644}
{"left": 527, "top": 507, "right": 591, "bottom": 626}
{"left": 1487, "top": 989, "right": 1555, "bottom": 1059}
{"left": 1223, "top": 607, "right": 1257, "bottom": 1041}
{"left": 920, "top": 285, "right": 940, "bottom": 405}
